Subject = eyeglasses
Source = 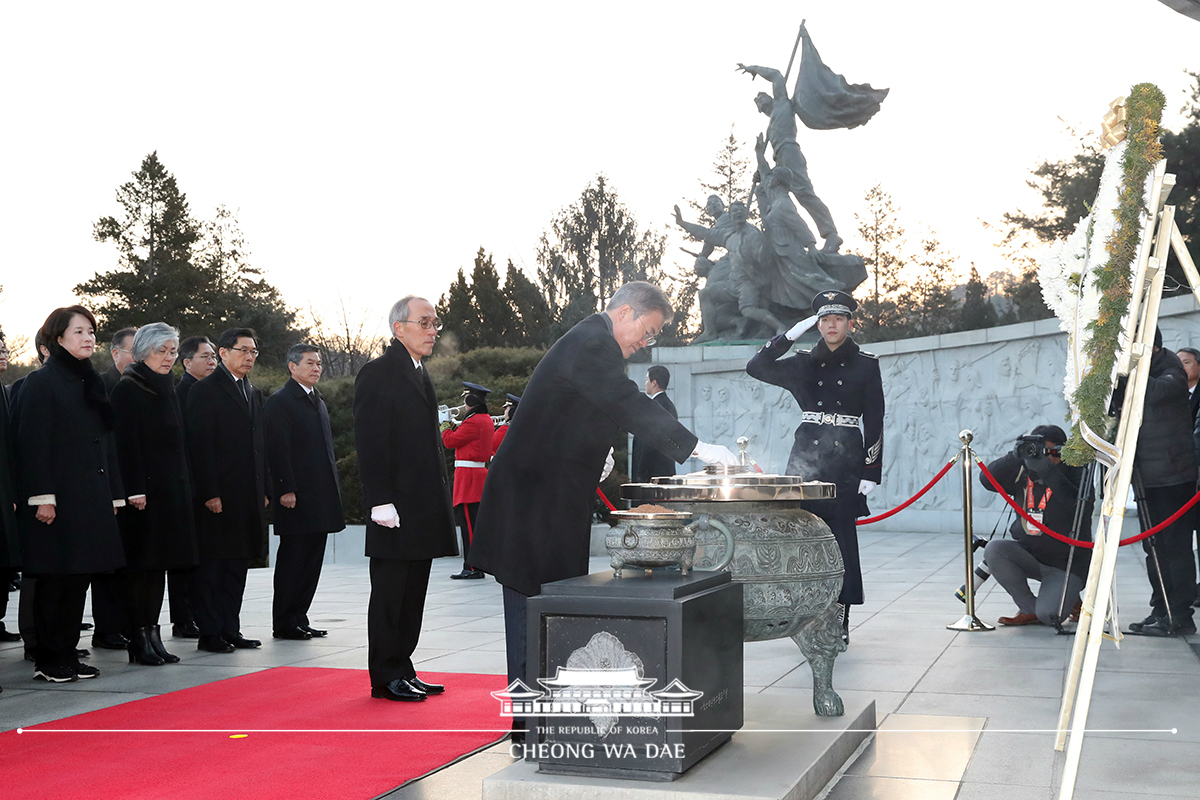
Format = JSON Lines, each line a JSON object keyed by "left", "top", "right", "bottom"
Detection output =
{"left": 637, "top": 317, "right": 659, "bottom": 347}
{"left": 400, "top": 317, "right": 444, "bottom": 331}
{"left": 229, "top": 346, "right": 260, "bottom": 357}
{"left": 153, "top": 347, "right": 179, "bottom": 358}
{"left": 196, "top": 353, "right": 218, "bottom": 361}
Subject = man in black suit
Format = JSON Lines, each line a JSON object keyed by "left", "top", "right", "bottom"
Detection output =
{"left": 100, "top": 327, "right": 137, "bottom": 393}
{"left": 176, "top": 335, "right": 217, "bottom": 415}
{"left": 266, "top": 343, "right": 345, "bottom": 640}
{"left": 631, "top": 365, "right": 679, "bottom": 483}
{"left": 470, "top": 282, "right": 737, "bottom": 738}
{"left": 167, "top": 334, "right": 217, "bottom": 639}
{"left": 185, "top": 328, "right": 269, "bottom": 653}
{"left": 354, "top": 296, "right": 457, "bottom": 702}
{"left": 92, "top": 327, "right": 138, "bottom": 650}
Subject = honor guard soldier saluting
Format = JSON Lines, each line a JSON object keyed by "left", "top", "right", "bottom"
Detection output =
{"left": 441, "top": 382, "right": 492, "bottom": 580}
{"left": 747, "top": 290, "right": 884, "bottom": 644}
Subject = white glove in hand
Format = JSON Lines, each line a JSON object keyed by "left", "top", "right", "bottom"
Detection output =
{"left": 693, "top": 441, "right": 739, "bottom": 466}
{"left": 785, "top": 314, "right": 820, "bottom": 341}
{"left": 601, "top": 448, "right": 615, "bottom": 482}
{"left": 858, "top": 480, "right": 878, "bottom": 496}
{"left": 371, "top": 503, "right": 401, "bottom": 528}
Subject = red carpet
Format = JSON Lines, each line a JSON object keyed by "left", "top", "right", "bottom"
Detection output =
{"left": 3, "top": 667, "right": 509, "bottom": 799}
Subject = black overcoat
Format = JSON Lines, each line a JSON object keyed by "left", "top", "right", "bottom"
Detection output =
{"left": 352, "top": 343, "right": 456, "bottom": 561}
{"left": 631, "top": 391, "right": 679, "bottom": 483}
{"left": 13, "top": 356, "right": 125, "bottom": 574}
{"left": 747, "top": 334, "right": 884, "bottom": 490}
{"left": 111, "top": 363, "right": 199, "bottom": 570}
{"left": 0, "top": 384, "right": 19, "bottom": 570}
{"left": 184, "top": 364, "right": 268, "bottom": 560}
{"left": 176, "top": 371, "right": 198, "bottom": 415}
{"left": 265, "top": 378, "right": 345, "bottom": 536}
{"left": 471, "top": 314, "right": 698, "bottom": 597}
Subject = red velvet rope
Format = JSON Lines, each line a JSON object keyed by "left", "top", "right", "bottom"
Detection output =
{"left": 974, "top": 458, "right": 1200, "bottom": 548}
{"left": 857, "top": 457, "right": 959, "bottom": 526}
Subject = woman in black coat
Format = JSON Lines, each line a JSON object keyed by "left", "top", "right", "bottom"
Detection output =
{"left": 111, "top": 323, "right": 199, "bottom": 665}
{"left": 14, "top": 306, "right": 126, "bottom": 683}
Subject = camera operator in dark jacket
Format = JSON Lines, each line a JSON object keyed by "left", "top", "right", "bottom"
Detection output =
{"left": 979, "top": 425, "right": 1093, "bottom": 627}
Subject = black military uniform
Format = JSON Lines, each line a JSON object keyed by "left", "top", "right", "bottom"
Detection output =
{"left": 746, "top": 291, "right": 884, "bottom": 613}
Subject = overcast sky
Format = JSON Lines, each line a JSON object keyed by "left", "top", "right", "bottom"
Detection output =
{"left": 1, "top": 0, "right": 1196, "bottom": 353}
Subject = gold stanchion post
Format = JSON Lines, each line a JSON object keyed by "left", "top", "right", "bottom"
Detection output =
{"left": 948, "top": 430, "right": 994, "bottom": 632}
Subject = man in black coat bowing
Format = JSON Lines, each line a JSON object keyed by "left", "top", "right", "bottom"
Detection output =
{"left": 185, "top": 327, "right": 269, "bottom": 653}
{"left": 354, "top": 296, "right": 457, "bottom": 702}
{"left": 266, "top": 343, "right": 345, "bottom": 640}
{"left": 469, "top": 282, "right": 737, "bottom": 737}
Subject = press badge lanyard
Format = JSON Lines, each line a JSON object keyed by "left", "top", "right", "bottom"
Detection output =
{"left": 1023, "top": 478, "right": 1051, "bottom": 535}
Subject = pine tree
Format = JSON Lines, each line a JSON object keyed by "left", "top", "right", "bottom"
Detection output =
{"left": 438, "top": 269, "right": 477, "bottom": 352}
{"left": 909, "top": 237, "right": 960, "bottom": 337}
{"left": 853, "top": 184, "right": 907, "bottom": 340}
{"left": 957, "top": 265, "right": 998, "bottom": 331}
{"left": 81, "top": 151, "right": 205, "bottom": 335}
{"left": 469, "top": 249, "right": 518, "bottom": 349}
{"left": 689, "top": 126, "right": 756, "bottom": 225}
{"left": 503, "top": 261, "right": 552, "bottom": 347}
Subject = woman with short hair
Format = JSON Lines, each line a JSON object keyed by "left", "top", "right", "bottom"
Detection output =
{"left": 110, "top": 322, "right": 199, "bottom": 665}
{"left": 14, "top": 306, "right": 126, "bottom": 683}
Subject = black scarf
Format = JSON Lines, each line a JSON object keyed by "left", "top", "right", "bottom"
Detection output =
{"left": 48, "top": 346, "right": 114, "bottom": 429}
{"left": 125, "top": 361, "right": 183, "bottom": 433}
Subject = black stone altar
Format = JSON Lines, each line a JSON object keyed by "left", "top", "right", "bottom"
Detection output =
{"left": 525, "top": 570, "right": 743, "bottom": 781}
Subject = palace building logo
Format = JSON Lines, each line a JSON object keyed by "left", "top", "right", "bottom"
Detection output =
{"left": 491, "top": 632, "right": 702, "bottom": 737}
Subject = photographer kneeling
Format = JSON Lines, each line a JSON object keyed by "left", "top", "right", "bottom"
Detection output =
{"left": 979, "top": 425, "right": 1094, "bottom": 626}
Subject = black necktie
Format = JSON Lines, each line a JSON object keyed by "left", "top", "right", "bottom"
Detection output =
{"left": 239, "top": 378, "right": 250, "bottom": 408}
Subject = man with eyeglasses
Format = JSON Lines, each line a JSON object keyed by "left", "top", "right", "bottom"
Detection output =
{"left": 101, "top": 328, "right": 138, "bottom": 394}
{"left": 354, "top": 296, "right": 458, "bottom": 702}
{"left": 176, "top": 335, "right": 218, "bottom": 415}
{"left": 469, "top": 281, "right": 738, "bottom": 742}
{"left": 184, "top": 327, "right": 269, "bottom": 654}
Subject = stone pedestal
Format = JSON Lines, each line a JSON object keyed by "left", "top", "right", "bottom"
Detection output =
{"left": 525, "top": 570, "right": 744, "bottom": 781}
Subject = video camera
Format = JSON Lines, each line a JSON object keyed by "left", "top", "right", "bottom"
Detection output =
{"left": 1014, "top": 434, "right": 1061, "bottom": 460}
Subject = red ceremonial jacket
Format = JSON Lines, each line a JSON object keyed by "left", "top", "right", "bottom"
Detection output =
{"left": 442, "top": 412, "right": 492, "bottom": 506}
{"left": 492, "top": 423, "right": 509, "bottom": 455}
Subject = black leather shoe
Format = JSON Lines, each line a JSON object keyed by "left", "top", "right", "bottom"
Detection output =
{"left": 1130, "top": 617, "right": 1195, "bottom": 636}
{"left": 92, "top": 632, "right": 129, "bottom": 649}
{"left": 410, "top": 676, "right": 445, "bottom": 695}
{"left": 198, "top": 635, "right": 235, "bottom": 653}
{"left": 223, "top": 634, "right": 262, "bottom": 649}
{"left": 464, "top": 569, "right": 485, "bottom": 579}
{"left": 1127, "top": 614, "right": 1161, "bottom": 633}
{"left": 172, "top": 621, "right": 201, "bottom": 639}
{"left": 371, "top": 678, "right": 426, "bottom": 702}
{"left": 300, "top": 625, "right": 327, "bottom": 637}
{"left": 76, "top": 648, "right": 90, "bottom": 658}
{"left": 272, "top": 626, "right": 312, "bottom": 640}
{"left": 0, "top": 627, "right": 21, "bottom": 642}
{"left": 450, "top": 568, "right": 474, "bottom": 579}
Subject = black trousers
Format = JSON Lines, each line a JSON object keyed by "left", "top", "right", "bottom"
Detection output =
{"left": 33, "top": 573, "right": 89, "bottom": 670}
{"left": 272, "top": 533, "right": 328, "bottom": 631}
{"left": 454, "top": 503, "right": 480, "bottom": 568}
{"left": 1138, "top": 482, "right": 1197, "bottom": 622}
{"left": 803, "top": 489, "right": 862, "bottom": 606}
{"left": 502, "top": 584, "right": 530, "bottom": 734}
{"left": 121, "top": 570, "right": 167, "bottom": 630}
{"left": 18, "top": 574, "right": 37, "bottom": 651}
{"left": 193, "top": 558, "right": 250, "bottom": 638}
{"left": 166, "top": 567, "right": 196, "bottom": 625}
{"left": 367, "top": 557, "right": 431, "bottom": 686}
{"left": 88, "top": 572, "right": 125, "bottom": 635}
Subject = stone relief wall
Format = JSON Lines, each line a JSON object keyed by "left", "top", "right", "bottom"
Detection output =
{"left": 630, "top": 295, "right": 1200, "bottom": 533}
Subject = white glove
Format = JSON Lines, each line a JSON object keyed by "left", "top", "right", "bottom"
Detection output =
{"left": 693, "top": 441, "right": 739, "bottom": 466}
{"left": 858, "top": 480, "right": 878, "bottom": 496}
{"left": 371, "top": 503, "right": 401, "bottom": 528}
{"left": 600, "top": 448, "right": 615, "bottom": 481}
{"left": 785, "top": 314, "right": 819, "bottom": 341}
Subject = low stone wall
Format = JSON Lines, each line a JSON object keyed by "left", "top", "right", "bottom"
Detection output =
{"left": 632, "top": 294, "right": 1200, "bottom": 534}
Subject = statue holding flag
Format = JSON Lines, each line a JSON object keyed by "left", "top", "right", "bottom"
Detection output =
{"left": 738, "top": 22, "right": 889, "bottom": 255}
